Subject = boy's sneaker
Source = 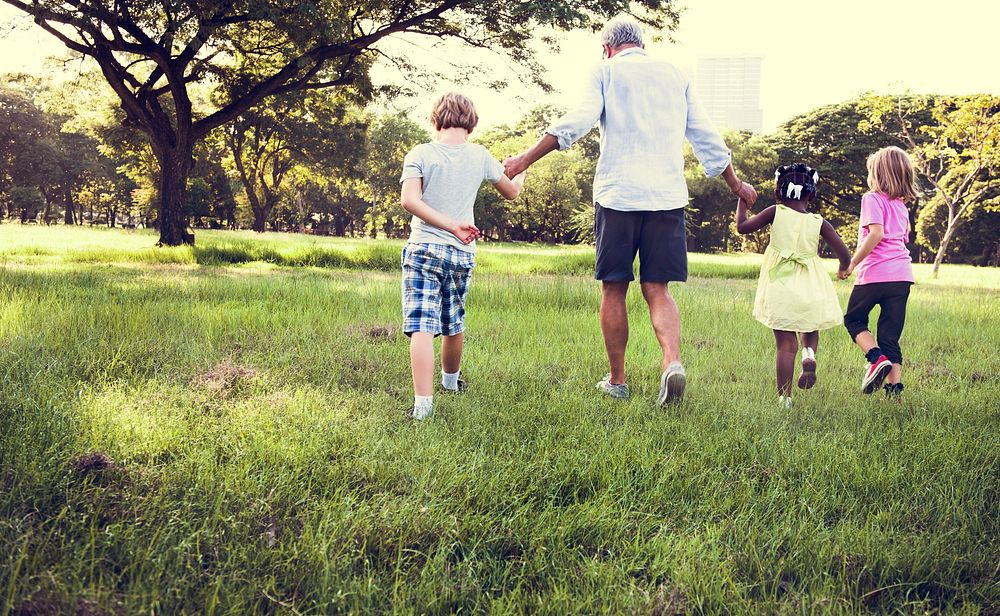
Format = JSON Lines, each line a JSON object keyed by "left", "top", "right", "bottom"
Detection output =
{"left": 406, "top": 405, "right": 433, "bottom": 421}
{"left": 883, "top": 382, "right": 904, "bottom": 400}
{"left": 440, "top": 372, "right": 466, "bottom": 393}
{"left": 657, "top": 362, "right": 686, "bottom": 406}
{"left": 596, "top": 374, "right": 630, "bottom": 400}
{"left": 797, "top": 356, "right": 817, "bottom": 390}
{"left": 861, "top": 355, "right": 892, "bottom": 394}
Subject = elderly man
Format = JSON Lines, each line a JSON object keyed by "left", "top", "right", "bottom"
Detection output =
{"left": 504, "top": 15, "right": 758, "bottom": 405}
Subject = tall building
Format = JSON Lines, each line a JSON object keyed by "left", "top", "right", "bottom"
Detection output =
{"left": 695, "top": 56, "right": 763, "bottom": 133}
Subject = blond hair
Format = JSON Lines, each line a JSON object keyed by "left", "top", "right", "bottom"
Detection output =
{"left": 867, "top": 146, "right": 919, "bottom": 202}
{"left": 430, "top": 92, "right": 478, "bottom": 133}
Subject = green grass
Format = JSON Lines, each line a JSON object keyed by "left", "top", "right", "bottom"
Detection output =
{"left": 3, "top": 224, "right": 998, "bottom": 286}
{"left": 1, "top": 224, "right": 998, "bottom": 614}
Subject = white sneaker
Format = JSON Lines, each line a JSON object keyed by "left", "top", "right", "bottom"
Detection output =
{"left": 408, "top": 405, "right": 433, "bottom": 421}
{"left": 779, "top": 396, "right": 793, "bottom": 409}
{"left": 657, "top": 362, "right": 686, "bottom": 406}
{"left": 596, "top": 374, "right": 630, "bottom": 400}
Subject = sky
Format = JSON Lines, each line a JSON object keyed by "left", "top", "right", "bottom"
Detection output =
{"left": 2, "top": 0, "right": 999, "bottom": 133}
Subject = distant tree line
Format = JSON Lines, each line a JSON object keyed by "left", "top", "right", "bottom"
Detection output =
{"left": 0, "top": 72, "right": 997, "bottom": 268}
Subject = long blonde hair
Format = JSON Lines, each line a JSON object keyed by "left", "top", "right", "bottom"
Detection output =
{"left": 866, "top": 146, "right": 918, "bottom": 202}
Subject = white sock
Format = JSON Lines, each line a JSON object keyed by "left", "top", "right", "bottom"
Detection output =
{"left": 802, "top": 347, "right": 816, "bottom": 361}
{"left": 667, "top": 361, "right": 684, "bottom": 374}
{"left": 441, "top": 371, "right": 460, "bottom": 391}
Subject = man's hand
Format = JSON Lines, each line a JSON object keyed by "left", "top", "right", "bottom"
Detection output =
{"left": 451, "top": 221, "right": 481, "bottom": 244}
{"left": 730, "top": 180, "right": 758, "bottom": 206}
{"left": 720, "top": 164, "right": 758, "bottom": 206}
{"left": 503, "top": 154, "right": 529, "bottom": 179}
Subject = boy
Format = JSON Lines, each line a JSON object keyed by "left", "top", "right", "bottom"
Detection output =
{"left": 399, "top": 92, "right": 525, "bottom": 420}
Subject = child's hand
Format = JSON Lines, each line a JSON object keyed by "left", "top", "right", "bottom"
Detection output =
{"left": 451, "top": 221, "right": 480, "bottom": 244}
{"left": 837, "top": 264, "right": 854, "bottom": 280}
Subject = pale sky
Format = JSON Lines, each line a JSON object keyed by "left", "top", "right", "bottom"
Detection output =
{"left": 2, "top": 0, "right": 999, "bottom": 133}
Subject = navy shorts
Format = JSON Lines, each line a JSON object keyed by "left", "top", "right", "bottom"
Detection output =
{"left": 594, "top": 203, "right": 688, "bottom": 283}
{"left": 401, "top": 243, "right": 474, "bottom": 337}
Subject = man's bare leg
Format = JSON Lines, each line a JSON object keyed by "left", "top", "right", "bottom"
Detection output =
{"left": 640, "top": 282, "right": 681, "bottom": 371}
{"left": 600, "top": 281, "right": 630, "bottom": 384}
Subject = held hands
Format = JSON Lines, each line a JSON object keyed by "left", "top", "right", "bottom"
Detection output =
{"left": 503, "top": 154, "right": 529, "bottom": 179}
{"left": 451, "top": 221, "right": 481, "bottom": 245}
{"left": 837, "top": 263, "right": 855, "bottom": 280}
{"left": 730, "top": 180, "right": 758, "bottom": 206}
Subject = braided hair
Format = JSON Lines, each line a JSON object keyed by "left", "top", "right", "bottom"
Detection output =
{"left": 774, "top": 163, "right": 820, "bottom": 202}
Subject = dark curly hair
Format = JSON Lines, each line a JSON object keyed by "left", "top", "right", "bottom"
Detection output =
{"left": 774, "top": 163, "right": 820, "bottom": 202}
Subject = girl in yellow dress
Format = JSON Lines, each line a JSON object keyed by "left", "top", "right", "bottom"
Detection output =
{"left": 736, "top": 164, "right": 852, "bottom": 408}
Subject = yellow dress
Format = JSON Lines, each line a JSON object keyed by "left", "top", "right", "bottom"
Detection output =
{"left": 752, "top": 204, "right": 842, "bottom": 332}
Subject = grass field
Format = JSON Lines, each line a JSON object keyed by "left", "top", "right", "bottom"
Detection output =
{"left": 1, "top": 224, "right": 998, "bottom": 614}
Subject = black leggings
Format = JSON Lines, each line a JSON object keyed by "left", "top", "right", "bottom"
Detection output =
{"left": 843, "top": 282, "right": 912, "bottom": 364}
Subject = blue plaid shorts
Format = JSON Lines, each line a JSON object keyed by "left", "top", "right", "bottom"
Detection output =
{"left": 401, "top": 243, "right": 475, "bottom": 337}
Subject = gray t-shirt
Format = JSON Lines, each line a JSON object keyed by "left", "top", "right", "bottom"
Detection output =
{"left": 400, "top": 141, "right": 504, "bottom": 252}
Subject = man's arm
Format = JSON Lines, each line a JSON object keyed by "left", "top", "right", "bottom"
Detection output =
{"left": 686, "top": 82, "right": 757, "bottom": 205}
{"left": 504, "top": 135, "right": 558, "bottom": 178}
{"left": 722, "top": 165, "right": 758, "bottom": 206}
{"left": 505, "top": 66, "right": 604, "bottom": 177}
{"left": 400, "top": 178, "right": 479, "bottom": 244}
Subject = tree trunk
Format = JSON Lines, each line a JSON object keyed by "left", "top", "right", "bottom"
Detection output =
{"left": 155, "top": 142, "right": 195, "bottom": 246}
{"left": 252, "top": 206, "right": 267, "bottom": 232}
{"left": 252, "top": 191, "right": 279, "bottom": 233}
{"left": 64, "top": 186, "right": 75, "bottom": 225}
{"left": 931, "top": 222, "right": 959, "bottom": 277}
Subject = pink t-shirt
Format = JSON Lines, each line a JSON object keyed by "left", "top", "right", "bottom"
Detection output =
{"left": 855, "top": 192, "right": 914, "bottom": 285}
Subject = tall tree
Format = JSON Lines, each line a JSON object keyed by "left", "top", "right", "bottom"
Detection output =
{"left": 862, "top": 94, "right": 1000, "bottom": 276}
{"left": 226, "top": 90, "right": 365, "bottom": 232}
{"left": 2, "top": 0, "right": 678, "bottom": 245}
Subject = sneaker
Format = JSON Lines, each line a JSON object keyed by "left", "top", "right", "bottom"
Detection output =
{"left": 596, "top": 374, "right": 630, "bottom": 400}
{"left": 657, "top": 362, "right": 686, "bottom": 406}
{"left": 440, "top": 372, "right": 466, "bottom": 394}
{"left": 779, "top": 395, "right": 793, "bottom": 409}
{"left": 861, "top": 355, "right": 892, "bottom": 394}
{"left": 406, "top": 405, "right": 433, "bottom": 421}
{"left": 797, "top": 355, "right": 817, "bottom": 389}
{"left": 883, "top": 382, "right": 904, "bottom": 399}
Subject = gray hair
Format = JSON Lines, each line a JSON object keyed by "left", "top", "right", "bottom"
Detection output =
{"left": 601, "top": 15, "right": 644, "bottom": 49}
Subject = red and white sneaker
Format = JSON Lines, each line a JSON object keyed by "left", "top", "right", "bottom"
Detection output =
{"left": 861, "top": 355, "right": 892, "bottom": 394}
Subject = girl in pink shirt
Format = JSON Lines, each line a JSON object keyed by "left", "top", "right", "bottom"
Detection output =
{"left": 841, "top": 146, "right": 918, "bottom": 398}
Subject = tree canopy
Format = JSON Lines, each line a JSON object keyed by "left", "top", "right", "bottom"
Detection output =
{"left": 1, "top": 0, "right": 679, "bottom": 245}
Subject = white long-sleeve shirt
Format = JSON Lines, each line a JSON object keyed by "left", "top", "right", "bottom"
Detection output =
{"left": 546, "top": 47, "right": 732, "bottom": 212}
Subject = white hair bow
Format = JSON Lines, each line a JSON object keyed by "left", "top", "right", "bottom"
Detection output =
{"left": 786, "top": 183, "right": 804, "bottom": 199}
